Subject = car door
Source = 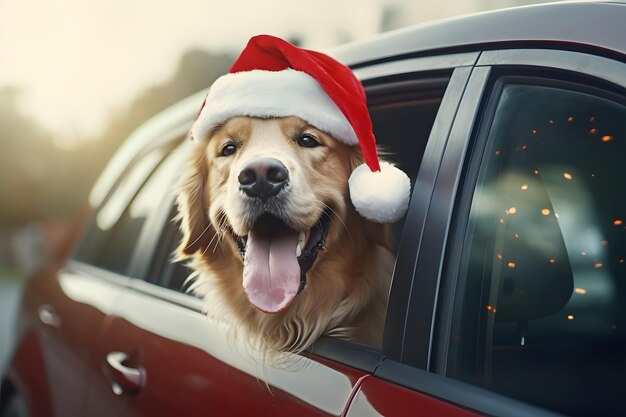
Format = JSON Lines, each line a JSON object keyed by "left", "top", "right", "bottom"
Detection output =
{"left": 84, "top": 53, "right": 479, "bottom": 416}
{"left": 352, "top": 49, "right": 626, "bottom": 417}
{"left": 438, "top": 49, "right": 626, "bottom": 416}
{"left": 10, "top": 136, "right": 174, "bottom": 417}
{"left": 13, "top": 259, "right": 127, "bottom": 417}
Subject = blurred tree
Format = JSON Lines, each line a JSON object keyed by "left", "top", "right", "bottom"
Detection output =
{"left": 380, "top": 3, "right": 407, "bottom": 32}
{"left": 0, "top": 49, "right": 234, "bottom": 228}
{"left": 92, "top": 49, "right": 233, "bottom": 164}
{"left": 0, "top": 87, "right": 60, "bottom": 225}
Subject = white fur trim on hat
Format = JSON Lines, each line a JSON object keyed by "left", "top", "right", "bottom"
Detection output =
{"left": 191, "top": 69, "right": 358, "bottom": 145}
{"left": 349, "top": 162, "right": 411, "bottom": 223}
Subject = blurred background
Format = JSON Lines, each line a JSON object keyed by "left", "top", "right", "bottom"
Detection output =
{"left": 0, "top": 0, "right": 562, "bottom": 355}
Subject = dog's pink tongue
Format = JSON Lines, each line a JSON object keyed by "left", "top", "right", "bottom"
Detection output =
{"left": 243, "top": 223, "right": 300, "bottom": 313}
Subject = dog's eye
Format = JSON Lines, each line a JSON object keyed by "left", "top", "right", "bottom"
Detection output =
{"left": 220, "top": 143, "right": 237, "bottom": 157}
{"left": 296, "top": 133, "right": 321, "bottom": 148}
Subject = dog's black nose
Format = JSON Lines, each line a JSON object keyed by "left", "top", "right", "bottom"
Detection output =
{"left": 238, "top": 157, "right": 289, "bottom": 200}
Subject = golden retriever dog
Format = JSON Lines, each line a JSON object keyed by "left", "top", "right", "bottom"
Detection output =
{"left": 176, "top": 115, "right": 395, "bottom": 354}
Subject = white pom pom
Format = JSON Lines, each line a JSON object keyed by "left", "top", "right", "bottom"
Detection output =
{"left": 348, "top": 162, "right": 411, "bottom": 223}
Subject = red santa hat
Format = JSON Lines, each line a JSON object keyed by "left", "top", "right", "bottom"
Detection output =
{"left": 190, "top": 35, "right": 410, "bottom": 223}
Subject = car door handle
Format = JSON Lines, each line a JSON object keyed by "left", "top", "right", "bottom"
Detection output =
{"left": 104, "top": 351, "right": 146, "bottom": 396}
{"left": 38, "top": 304, "right": 61, "bottom": 327}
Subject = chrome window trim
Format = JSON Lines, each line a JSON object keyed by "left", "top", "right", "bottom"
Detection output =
{"left": 66, "top": 259, "right": 133, "bottom": 288}
{"left": 353, "top": 52, "right": 479, "bottom": 81}
{"left": 477, "top": 49, "right": 626, "bottom": 88}
{"left": 128, "top": 278, "right": 205, "bottom": 313}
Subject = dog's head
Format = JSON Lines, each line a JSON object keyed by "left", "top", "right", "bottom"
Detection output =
{"left": 175, "top": 36, "right": 409, "bottom": 352}
{"left": 178, "top": 115, "right": 366, "bottom": 313}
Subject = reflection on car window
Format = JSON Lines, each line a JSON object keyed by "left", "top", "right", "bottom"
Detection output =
{"left": 448, "top": 84, "right": 626, "bottom": 416}
{"left": 75, "top": 148, "right": 166, "bottom": 268}
{"left": 95, "top": 151, "right": 164, "bottom": 232}
{"left": 96, "top": 148, "right": 182, "bottom": 274}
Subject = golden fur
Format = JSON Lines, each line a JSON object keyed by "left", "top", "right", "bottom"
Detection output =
{"left": 176, "top": 116, "right": 394, "bottom": 353}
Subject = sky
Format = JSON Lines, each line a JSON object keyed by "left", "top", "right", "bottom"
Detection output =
{"left": 0, "top": 0, "right": 539, "bottom": 147}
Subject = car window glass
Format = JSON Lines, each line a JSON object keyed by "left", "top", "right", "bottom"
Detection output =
{"left": 95, "top": 148, "right": 183, "bottom": 275}
{"left": 447, "top": 83, "right": 626, "bottom": 416}
{"left": 158, "top": 218, "right": 197, "bottom": 295}
{"left": 74, "top": 148, "right": 166, "bottom": 267}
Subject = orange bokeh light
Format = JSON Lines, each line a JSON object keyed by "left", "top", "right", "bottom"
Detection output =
{"left": 602, "top": 135, "right": 613, "bottom": 142}
{"left": 567, "top": 314, "right": 575, "bottom": 320}
{"left": 541, "top": 208, "right": 551, "bottom": 216}
{"left": 521, "top": 184, "right": 528, "bottom": 190}
{"left": 575, "top": 288, "right": 587, "bottom": 295}
{"left": 563, "top": 172, "right": 573, "bottom": 180}
{"left": 507, "top": 262, "right": 516, "bottom": 269}
{"left": 613, "top": 219, "right": 623, "bottom": 226}
{"left": 567, "top": 116, "right": 574, "bottom": 122}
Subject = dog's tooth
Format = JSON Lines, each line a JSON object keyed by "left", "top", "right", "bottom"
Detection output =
{"left": 298, "top": 231, "right": 305, "bottom": 245}
{"left": 296, "top": 243, "right": 302, "bottom": 257}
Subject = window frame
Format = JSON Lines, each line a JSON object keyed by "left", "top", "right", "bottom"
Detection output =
{"left": 352, "top": 52, "right": 480, "bottom": 368}
{"left": 120, "top": 51, "right": 479, "bottom": 374}
{"left": 69, "top": 124, "right": 190, "bottom": 280}
{"left": 71, "top": 146, "right": 169, "bottom": 273}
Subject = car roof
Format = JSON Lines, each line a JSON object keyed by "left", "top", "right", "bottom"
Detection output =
{"left": 331, "top": 1, "right": 626, "bottom": 67}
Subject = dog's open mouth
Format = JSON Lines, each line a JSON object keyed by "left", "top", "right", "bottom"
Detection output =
{"left": 235, "top": 211, "right": 330, "bottom": 314}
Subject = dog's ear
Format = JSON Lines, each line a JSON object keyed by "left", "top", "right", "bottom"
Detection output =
{"left": 176, "top": 144, "right": 216, "bottom": 257}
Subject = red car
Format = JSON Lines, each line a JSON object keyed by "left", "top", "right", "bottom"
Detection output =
{"left": 2, "top": 2, "right": 626, "bottom": 416}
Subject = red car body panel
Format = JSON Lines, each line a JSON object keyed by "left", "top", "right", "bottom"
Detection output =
{"left": 8, "top": 332, "right": 53, "bottom": 417}
{"left": 11, "top": 262, "right": 131, "bottom": 417}
{"left": 83, "top": 280, "right": 366, "bottom": 417}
